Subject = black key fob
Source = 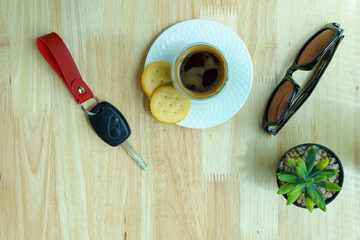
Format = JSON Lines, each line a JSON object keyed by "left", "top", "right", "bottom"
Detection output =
{"left": 88, "top": 101, "right": 131, "bottom": 146}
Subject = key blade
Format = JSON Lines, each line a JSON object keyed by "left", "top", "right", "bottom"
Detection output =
{"left": 121, "top": 140, "right": 148, "bottom": 171}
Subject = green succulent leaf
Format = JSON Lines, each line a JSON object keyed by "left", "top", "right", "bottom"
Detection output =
{"left": 315, "top": 181, "right": 342, "bottom": 192}
{"left": 277, "top": 183, "right": 297, "bottom": 195}
{"left": 296, "top": 166, "right": 306, "bottom": 180}
{"left": 296, "top": 158, "right": 307, "bottom": 174}
{"left": 312, "top": 169, "right": 338, "bottom": 180}
{"left": 277, "top": 171, "right": 297, "bottom": 177}
{"left": 305, "top": 146, "right": 317, "bottom": 173}
{"left": 307, "top": 178, "right": 314, "bottom": 183}
{"left": 306, "top": 184, "right": 326, "bottom": 212}
{"left": 288, "top": 159, "right": 297, "bottom": 171}
{"left": 304, "top": 188, "right": 314, "bottom": 213}
{"left": 309, "top": 159, "right": 329, "bottom": 177}
{"left": 286, "top": 189, "right": 302, "bottom": 205}
{"left": 327, "top": 169, "right": 340, "bottom": 174}
{"left": 313, "top": 175, "right": 328, "bottom": 183}
{"left": 287, "top": 183, "right": 305, "bottom": 196}
{"left": 277, "top": 174, "right": 300, "bottom": 183}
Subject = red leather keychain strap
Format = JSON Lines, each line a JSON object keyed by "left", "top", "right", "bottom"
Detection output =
{"left": 36, "top": 32, "right": 93, "bottom": 104}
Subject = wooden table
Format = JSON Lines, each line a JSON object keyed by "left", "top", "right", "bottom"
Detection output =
{"left": 1, "top": 0, "right": 359, "bottom": 239}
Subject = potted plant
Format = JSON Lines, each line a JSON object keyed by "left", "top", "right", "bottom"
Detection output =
{"left": 276, "top": 143, "right": 344, "bottom": 212}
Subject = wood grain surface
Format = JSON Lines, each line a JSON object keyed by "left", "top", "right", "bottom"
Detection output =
{"left": 1, "top": 0, "right": 360, "bottom": 239}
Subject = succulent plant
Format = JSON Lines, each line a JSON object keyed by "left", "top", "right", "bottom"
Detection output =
{"left": 277, "top": 145, "right": 342, "bottom": 212}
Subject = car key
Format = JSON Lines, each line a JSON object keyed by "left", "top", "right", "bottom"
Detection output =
{"left": 88, "top": 101, "right": 148, "bottom": 170}
{"left": 36, "top": 32, "right": 148, "bottom": 171}
{"left": 88, "top": 102, "right": 148, "bottom": 170}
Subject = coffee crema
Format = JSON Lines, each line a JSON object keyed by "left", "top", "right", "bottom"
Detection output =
{"left": 173, "top": 44, "right": 227, "bottom": 100}
{"left": 180, "top": 50, "right": 222, "bottom": 92}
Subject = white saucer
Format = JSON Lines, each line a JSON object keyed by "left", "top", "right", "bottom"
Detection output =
{"left": 145, "top": 19, "right": 253, "bottom": 129}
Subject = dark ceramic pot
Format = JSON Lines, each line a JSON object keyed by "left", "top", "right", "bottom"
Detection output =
{"left": 276, "top": 143, "right": 344, "bottom": 209}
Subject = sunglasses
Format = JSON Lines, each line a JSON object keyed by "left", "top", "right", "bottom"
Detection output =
{"left": 262, "top": 23, "right": 344, "bottom": 135}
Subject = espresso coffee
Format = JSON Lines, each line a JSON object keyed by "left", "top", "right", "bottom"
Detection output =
{"left": 173, "top": 44, "right": 227, "bottom": 100}
{"left": 179, "top": 51, "right": 222, "bottom": 93}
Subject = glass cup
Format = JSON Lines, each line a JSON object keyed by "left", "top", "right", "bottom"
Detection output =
{"left": 171, "top": 43, "right": 228, "bottom": 101}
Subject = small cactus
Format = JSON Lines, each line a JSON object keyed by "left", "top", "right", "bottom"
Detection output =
{"left": 277, "top": 145, "right": 341, "bottom": 212}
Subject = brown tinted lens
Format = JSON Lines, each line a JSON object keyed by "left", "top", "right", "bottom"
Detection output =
{"left": 267, "top": 81, "right": 294, "bottom": 122}
{"left": 297, "top": 29, "right": 335, "bottom": 65}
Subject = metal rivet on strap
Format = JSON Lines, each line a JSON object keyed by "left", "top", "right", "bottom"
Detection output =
{"left": 78, "top": 86, "right": 85, "bottom": 94}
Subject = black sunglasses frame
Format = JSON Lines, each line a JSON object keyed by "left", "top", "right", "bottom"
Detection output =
{"left": 262, "top": 23, "right": 344, "bottom": 135}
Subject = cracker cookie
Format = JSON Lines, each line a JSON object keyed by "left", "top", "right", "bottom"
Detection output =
{"left": 150, "top": 85, "right": 190, "bottom": 124}
{"left": 141, "top": 61, "right": 172, "bottom": 97}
